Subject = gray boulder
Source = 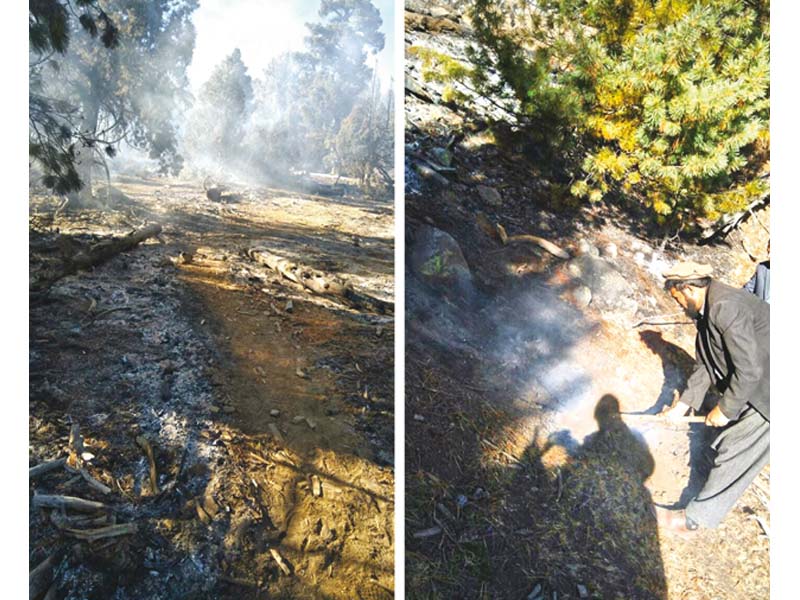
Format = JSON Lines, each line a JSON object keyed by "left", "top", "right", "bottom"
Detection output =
{"left": 567, "top": 255, "right": 637, "bottom": 318}
{"left": 409, "top": 225, "right": 475, "bottom": 305}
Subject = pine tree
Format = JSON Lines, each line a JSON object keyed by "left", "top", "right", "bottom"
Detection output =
{"left": 32, "top": 0, "right": 198, "bottom": 203}
{"left": 184, "top": 49, "right": 254, "bottom": 174}
{"left": 467, "top": 0, "right": 770, "bottom": 227}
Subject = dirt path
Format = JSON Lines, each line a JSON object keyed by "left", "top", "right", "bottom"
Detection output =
{"left": 29, "top": 177, "right": 394, "bottom": 599}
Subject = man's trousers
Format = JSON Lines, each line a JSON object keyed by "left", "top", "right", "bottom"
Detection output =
{"left": 685, "top": 406, "right": 770, "bottom": 529}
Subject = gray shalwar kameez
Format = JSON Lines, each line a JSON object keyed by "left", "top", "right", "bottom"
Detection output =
{"left": 677, "top": 281, "right": 770, "bottom": 529}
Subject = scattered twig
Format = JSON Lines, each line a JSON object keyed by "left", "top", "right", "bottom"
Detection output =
{"left": 80, "top": 469, "right": 112, "bottom": 495}
{"left": 29, "top": 550, "right": 61, "bottom": 600}
{"left": 270, "top": 548, "right": 292, "bottom": 576}
{"left": 413, "top": 526, "right": 443, "bottom": 539}
{"left": 135, "top": 435, "right": 159, "bottom": 495}
{"left": 29, "top": 457, "right": 67, "bottom": 480}
{"left": 85, "top": 306, "right": 130, "bottom": 325}
{"left": 749, "top": 515, "right": 770, "bottom": 539}
{"left": 32, "top": 494, "right": 106, "bottom": 513}
{"left": 63, "top": 522, "right": 137, "bottom": 542}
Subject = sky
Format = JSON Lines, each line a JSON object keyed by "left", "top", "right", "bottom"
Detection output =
{"left": 186, "top": 0, "right": 395, "bottom": 93}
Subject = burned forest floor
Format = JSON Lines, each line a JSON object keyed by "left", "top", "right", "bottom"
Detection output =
{"left": 404, "top": 4, "right": 769, "bottom": 598}
{"left": 29, "top": 176, "right": 394, "bottom": 600}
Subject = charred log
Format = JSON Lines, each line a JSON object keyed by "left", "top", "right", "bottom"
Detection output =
{"left": 31, "top": 223, "right": 162, "bottom": 292}
{"left": 247, "top": 248, "right": 393, "bottom": 315}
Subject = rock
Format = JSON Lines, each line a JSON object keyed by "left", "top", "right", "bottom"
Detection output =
{"left": 292, "top": 416, "right": 306, "bottom": 424}
{"left": 268, "top": 423, "right": 284, "bottom": 443}
{"left": 602, "top": 242, "right": 618, "bottom": 259}
{"left": 567, "top": 262, "right": 583, "bottom": 278}
{"left": 477, "top": 185, "right": 502, "bottom": 206}
{"left": 569, "top": 255, "right": 634, "bottom": 317}
{"left": 210, "top": 405, "right": 220, "bottom": 414}
{"left": 413, "top": 414, "right": 425, "bottom": 422}
{"left": 576, "top": 239, "right": 598, "bottom": 256}
{"left": 222, "top": 405, "right": 235, "bottom": 414}
{"left": 409, "top": 225, "right": 475, "bottom": 301}
{"left": 270, "top": 409, "right": 281, "bottom": 417}
{"left": 305, "top": 417, "right": 317, "bottom": 430}
{"left": 572, "top": 285, "right": 592, "bottom": 308}
{"left": 429, "top": 6, "right": 453, "bottom": 18}
{"left": 409, "top": 225, "right": 475, "bottom": 305}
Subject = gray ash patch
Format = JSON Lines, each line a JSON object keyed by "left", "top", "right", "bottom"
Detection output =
{"left": 29, "top": 241, "right": 235, "bottom": 599}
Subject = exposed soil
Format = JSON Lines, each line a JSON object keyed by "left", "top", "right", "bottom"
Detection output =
{"left": 29, "top": 176, "right": 394, "bottom": 599}
{"left": 404, "top": 9, "right": 770, "bottom": 595}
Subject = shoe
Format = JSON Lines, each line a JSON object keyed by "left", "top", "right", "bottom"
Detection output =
{"left": 654, "top": 507, "right": 698, "bottom": 537}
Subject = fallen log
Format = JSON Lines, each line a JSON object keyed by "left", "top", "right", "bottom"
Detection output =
{"left": 32, "top": 494, "right": 106, "bottom": 513}
{"left": 247, "top": 248, "right": 393, "bottom": 314}
{"left": 42, "top": 583, "right": 59, "bottom": 600}
{"left": 32, "top": 224, "right": 163, "bottom": 291}
{"left": 70, "top": 223, "right": 162, "bottom": 271}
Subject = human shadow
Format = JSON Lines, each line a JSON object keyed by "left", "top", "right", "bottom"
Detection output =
{"left": 638, "top": 329, "right": 696, "bottom": 412}
{"left": 497, "top": 394, "right": 667, "bottom": 599}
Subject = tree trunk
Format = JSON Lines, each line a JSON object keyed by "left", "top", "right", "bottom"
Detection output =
{"left": 68, "top": 96, "right": 100, "bottom": 208}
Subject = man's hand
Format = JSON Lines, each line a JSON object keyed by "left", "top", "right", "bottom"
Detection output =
{"left": 660, "top": 390, "right": 690, "bottom": 423}
{"left": 705, "top": 405, "right": 731, "bottom": 427}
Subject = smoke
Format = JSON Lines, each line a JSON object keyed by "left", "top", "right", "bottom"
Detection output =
{"left": 177, "top": 0, "right": 392, "bottom": 188}
{"left": 31, "top": 0, "right": 392, "bottom": 194}
{"left": 408, "top": 260, "right": 674, "bottom": 454}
